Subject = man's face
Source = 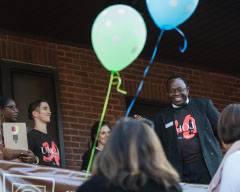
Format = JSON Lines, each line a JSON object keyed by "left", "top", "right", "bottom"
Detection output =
{"left": 36, "top": 102, "right": 51, "bottom": 123}
{"left": 167, "top": 78, "right": 189, "bottom": 106}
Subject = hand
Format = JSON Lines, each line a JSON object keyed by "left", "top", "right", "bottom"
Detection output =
{"left": 19, "top": 150, "right": 37, "bottom": 164}
{"left": 133, "top": 114, "right": 143, "bottom": 120}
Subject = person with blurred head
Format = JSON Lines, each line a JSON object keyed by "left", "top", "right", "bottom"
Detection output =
{"left": 0, "top": 96, "right": 36, "bottom": 163}
{"left": 209, "top": 104, "right": 240, "bottom": 192}
{"left": 77, "top": 117, "right": 181, "bottom": 192}
{"left": 81, "top": 121, "right": 111, "bottom": 171}
{"left": 27, "top": 99, "right": 61, "bottom": 167}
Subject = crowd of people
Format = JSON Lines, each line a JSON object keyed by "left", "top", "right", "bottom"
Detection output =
{"left": 1, "top": 74, "right": 240, "bottom": 192}
{"left": 78, "top": 75, "right": 240, "bottom": 192}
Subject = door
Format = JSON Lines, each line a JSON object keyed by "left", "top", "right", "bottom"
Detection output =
{"left": 0, "top": 60, "right": 66, "bottom": 167}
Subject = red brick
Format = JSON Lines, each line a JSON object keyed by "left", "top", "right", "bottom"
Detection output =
{"left": 73, "top": 148, "right": 87, "bottom": 154}
{"left": 64, "top": 141, "right": 80, "bottom": 148}
{"left": 84, "top": 113, "right": 99, "bottom": 119}
{"left": 58, "top": 56, "right": 72, "bottom": 63}
{"left": 2, "top": 33, "right": 240, "bottom": 172}
{"left": 66, "top": 63, "right": 81, "bottom": 70}
{"left": 57, "top": 45, "right": 72, "bottom": 51}
{"left": 65, "top": 52, "right": 79, "bottom": 59}
{"left": 25, "top": 39, "right": 41, "bottom": 46}
{"left": 64, "top": 129, "right": 79, "bottom": 136}
{"left": 65, "top": 148, "right": 73, "bottom": 154}
{"left": 77, "top": 106, "right": 91, "bottom": 113}
{"left": 61, "top": 104, "right": 77, "bottom": 111}
{"left": 69, "top": 123, "right": 85, "bottom": 129}
{"left": 73, "top": 70, "right": 88, "bottom": 77}
{"left": 72, "top": 47, "right": 87, "bottom": 54}
{"left": 79, "top": 54, "right": 94, "bottom": 61}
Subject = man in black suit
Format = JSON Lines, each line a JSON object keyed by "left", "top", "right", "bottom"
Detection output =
{"left": 155, "top": 75, "right": 222, "bottom": 184}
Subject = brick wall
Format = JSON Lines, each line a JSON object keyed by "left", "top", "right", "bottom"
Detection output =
{"left": 0, "top": 34, "right": 240, "bottom": 168}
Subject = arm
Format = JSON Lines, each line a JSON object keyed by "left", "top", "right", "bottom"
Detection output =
{"left": 81, "top": 150, "right": 91, "bottom": 171}
{"left": 2, "top": 147, "right": 37, "bottom": 163}
{"left": 154, "top": 113, "right": 164, "bottom": 143}
{"left": 25, "top": 131, "right": 39, "bottom": 164}
{"left": 206, "top": 99, "right": 220, "bottom": 140}
{"left": 3, "top": 131, "right": 38, "bottom": 163}
{"left": 19, "top": 150, "right": 38, "bottom": 164}
{"left": 2, "top": 147, "right": 23, "bottom": 160}
{"left": 219, "top": 152, "right": 240, "bottom": 192}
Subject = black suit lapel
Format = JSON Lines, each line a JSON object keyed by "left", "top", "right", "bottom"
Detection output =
{"left": 189, "top": 99, "right": 206, "bottom": 137}
{"left": 162, "top": 107, "right": 180, "bottom": 151}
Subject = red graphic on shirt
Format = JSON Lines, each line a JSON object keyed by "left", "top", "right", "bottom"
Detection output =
{"left": 175, "top": 114, "right": 198, "bottom": 139}
{"left": 41, "top": 141, "right": 60, "bottom": 166}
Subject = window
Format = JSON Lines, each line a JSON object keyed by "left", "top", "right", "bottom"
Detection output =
{"left": 0, "top": 60, "right": 66, "bottom": 167}
{"left": 125, "top": 96, "right": 168, "bottom": 121}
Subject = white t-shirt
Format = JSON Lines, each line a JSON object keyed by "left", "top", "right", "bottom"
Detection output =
{"left": 220, "top": 150, "right": 240, "bottom": 192}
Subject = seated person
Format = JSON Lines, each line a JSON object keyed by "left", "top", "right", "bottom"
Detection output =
{"left": 81, "top": 121, "right": 111, "bottom": 171}
{"left": 0, "top": 97, "right": 36, "bottom": 163}
{"left": 209, "top": 104, "right": 240, "bottom": 192}
{"left": 77, "top": 117, "right": 181, "bottom": 192}
{"left": 27, "top": 99, "right": 61, "bottom": 167}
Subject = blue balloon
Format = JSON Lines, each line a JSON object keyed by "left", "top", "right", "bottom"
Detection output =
{"left": 146, "top": 0, "right": 199, "bottom": 30}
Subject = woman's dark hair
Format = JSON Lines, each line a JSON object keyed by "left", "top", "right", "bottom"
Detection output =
{"left": 0, "top": 97, "right": 12, "bottom": 109}
{"left": 92, "top": 117, "right": 180, "bottom": 191}
{"left": 218, "top": 104, "right": 240, "bottom": 144}
{"left": 28, "top": 99, "right": 48, "bottom": 120}
{"left": 91, "top": 121, "right": 111, "bottom": 143}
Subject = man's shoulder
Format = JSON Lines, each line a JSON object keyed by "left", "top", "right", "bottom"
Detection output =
{"left": 27, "top": 129, "right": 37, "bottom": 136}
{"left": 190, "top": 98, "right": 212, "bottom": 106}
{"left": 156, "top": 106, "right": 172, "bottom": 115}
{"left": 155, "top": 106, "right": 173, "bottom": 122}
{"left": 190, "top": 97, "right": 211, "bottom": 102}
{"left": 27, "top": 129, "right": 52, "bottom": 139}
{"left": 83, "top": 148, "right": 92, "bottom": 157}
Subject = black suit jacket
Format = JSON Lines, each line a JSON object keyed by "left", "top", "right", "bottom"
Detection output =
{"left": 154, "top": 98, "right": 222, "bottom": 178}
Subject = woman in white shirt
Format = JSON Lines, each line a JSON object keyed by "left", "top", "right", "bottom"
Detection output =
{"left": 209, "top": 104, "right": 240, "bottom": 192}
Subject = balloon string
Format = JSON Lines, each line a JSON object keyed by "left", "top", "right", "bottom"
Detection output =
{"left": 85, "top": 72, "right": 114, "bottom": 180}
{"left": 125, "top": 29, "right": 165, "bottom": 117}
{"left": 112, "top": 72, "right": 127, "bottom": 94}
{"left": 174, "top": 27, "right": 187, "bottom": 53}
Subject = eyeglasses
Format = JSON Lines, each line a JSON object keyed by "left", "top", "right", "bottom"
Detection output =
{"left": 168, "top": 87, "right": 187, "bottom": 95}
{"left": 5, "top": 105, "right": 18, "bottom": 111}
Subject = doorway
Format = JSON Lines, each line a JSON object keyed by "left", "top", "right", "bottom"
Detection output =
{"left": 0, "top": 60, "right": 66, "bottom": 167}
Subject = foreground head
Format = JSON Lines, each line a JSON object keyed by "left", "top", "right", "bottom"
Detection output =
{"left": 0, "top": 97, "right": 19, "bottom": 122}
{"left": 28, "top": 99, "right": 51, "bottom": 123}
{"left": 166, "top": 75, "right": 189, "bottom": 106}
{"left": 92, "top": 117, "right": 180, "bottom": 191}
{"left": 91, "top": 121, "right": 111, "bottom": 149}
{"left": 218, "top": 104, "right": 240, "bottom": 146}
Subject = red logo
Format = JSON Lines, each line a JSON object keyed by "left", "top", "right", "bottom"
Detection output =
{"left": 41, "top": 141, "right": 60, "bottom": 166}
{"left": 175, "top": 115, "right": 197, "bottom": 139}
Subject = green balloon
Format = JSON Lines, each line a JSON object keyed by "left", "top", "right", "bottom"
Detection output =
{"left": 91, "top": 4, "right": 147, "bottom": 72}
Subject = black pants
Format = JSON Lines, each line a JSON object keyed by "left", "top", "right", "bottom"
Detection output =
{"left": 182, "top": 159, "right": 211, "bottom": 184}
